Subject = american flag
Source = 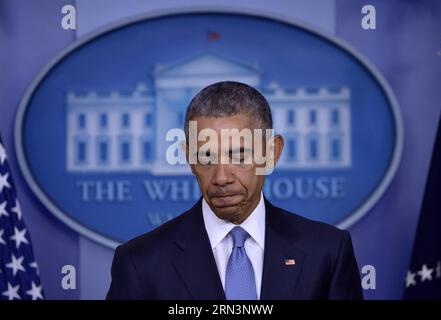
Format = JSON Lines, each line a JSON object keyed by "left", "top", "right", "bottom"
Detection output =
{"left": 404, "top": 117, "right": 441, "bottom": 299}
{"left": 0, "top": 135, "right": 44, "bottom": 300}
{"left": 207, "top": 30, "right": 221, "bottom": 41}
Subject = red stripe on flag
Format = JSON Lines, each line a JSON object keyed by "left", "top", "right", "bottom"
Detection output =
{"left": 207, "top": 31, "right": 220, "bottom": 41}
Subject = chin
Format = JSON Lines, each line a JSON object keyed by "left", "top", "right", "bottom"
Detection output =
{"left": 212, "top": 205, "right": 243, "bottom": 222}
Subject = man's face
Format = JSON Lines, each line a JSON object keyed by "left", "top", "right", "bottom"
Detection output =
{"left": 184, "top": 113, "right": 283, "bottom": 224}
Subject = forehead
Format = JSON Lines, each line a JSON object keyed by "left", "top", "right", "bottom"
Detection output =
{"left": 193, "top": 113, "right": 254, "bottom": 132}
{"left": 189, "top": 114, "right": 264, "bottom": 152}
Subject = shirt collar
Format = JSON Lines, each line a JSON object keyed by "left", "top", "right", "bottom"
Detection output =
{"left": 202, "top": 192, "right": 266, "bottom": 250}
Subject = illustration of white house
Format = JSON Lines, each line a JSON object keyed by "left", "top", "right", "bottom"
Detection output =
{"left": 66, "top": 52, "right": 351, "bottom": 175}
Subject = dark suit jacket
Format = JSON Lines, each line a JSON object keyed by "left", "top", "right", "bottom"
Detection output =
{"left": 106, "top": 197, "right": 363, "bottom": 300}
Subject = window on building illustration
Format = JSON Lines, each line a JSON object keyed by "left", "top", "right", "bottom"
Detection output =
{"left": 78, "top": 113, "right": 86, "bottom": 129}
{"left": 286, "top": 110, "right": 296, "bottom": 125}
{"left": 143, "top": 140, "right": 153, "bottom": 161}
{"left": 330, "top": 137, "right": 342, "bottom": 161}
{"left": 121, "top": 113, "right": 130, "bottom": 128}
{"left": 287, "top": 138, "right": 297, "bottom": 161}
{"left": 144, "top": 113, "right": 153, "bottom": 127}
{"left": 99, "top": 140, "right": 108, "bottom": 163}
{"left": 77, "top": 140, "right": 87, "bottom": 163}
{"left": 309, "top": 110, "right": 317, "bottom": 125}
{"left": 309, "top": 136, "right": 319, "bottom": 160}
{"left": 121, "top": 140, "right": 131, "bottom": 163}
{"left": 331, "top": 109, "right": 340, "bottom": 126}
{"left": 99, "top": 113, "right": 108, "bottom": 129}
{"left": 287, "top": 110, "right": 296, "bottom": 125}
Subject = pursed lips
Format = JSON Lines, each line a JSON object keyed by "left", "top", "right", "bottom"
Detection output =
{"left": 211, "top": 193, "right": 243, "bottom": 207}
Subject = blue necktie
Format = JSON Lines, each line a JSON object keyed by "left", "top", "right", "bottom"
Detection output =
{"left": 225, "top": 226, "right": 258, "bottom": 300}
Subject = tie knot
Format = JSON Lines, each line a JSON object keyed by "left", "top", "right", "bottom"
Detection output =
{"left": 229, "top": 226, "right": 249, "bottom": 248}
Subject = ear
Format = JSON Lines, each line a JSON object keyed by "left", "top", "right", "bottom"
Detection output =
{"left": 181, "top": 140, "right": 197, "bottom": 175}
{"left": 256, "top": 133, "right": 284, "bottom": 176}
{"left": 272, "top": 134, "right": 284, "bottom": 166}
{"left": 181, "top": 140, "right": 188, "bottom": 162}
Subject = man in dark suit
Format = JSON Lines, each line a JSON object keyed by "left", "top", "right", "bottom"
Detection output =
{"left": 106, "top": 81, "right": 363, "bottom": 300}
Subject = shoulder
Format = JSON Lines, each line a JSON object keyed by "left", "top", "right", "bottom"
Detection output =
{"left": 115, "top": 205, "right": 193, "bottom": 258}
{"left": 266, "top": 200, "right": 350, "bottom": 247}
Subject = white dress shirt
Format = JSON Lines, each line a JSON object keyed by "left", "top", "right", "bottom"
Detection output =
{"left": 202, "top": 192, "right": 266, "bottom": 299}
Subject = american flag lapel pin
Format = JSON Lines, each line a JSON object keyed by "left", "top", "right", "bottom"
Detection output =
{"left": 285, "top": 259, "right": 296, "bottom": 266}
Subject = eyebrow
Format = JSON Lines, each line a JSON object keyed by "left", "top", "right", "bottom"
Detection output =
{"left": 193, "top": 147, "right": 252, "bottom": 157}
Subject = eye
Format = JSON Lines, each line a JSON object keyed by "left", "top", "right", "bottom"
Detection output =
{"left": 230, "top": 150, "right": 251, "bottom": 164}
{"left": 198, "top": 150, "right": 216, "bottom": 165}
{"left": 231, "top": 152, "right": 243, "bottom": 161}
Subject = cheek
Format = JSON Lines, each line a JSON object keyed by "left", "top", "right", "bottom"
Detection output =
{"left": 234, "top": 166, "right": 261, "bottom": 189}
{"left": 197, "top": 175, "right": 211, "bottom": 191}
{"left": 193, "top": 167, "right": 216, "bottom": 192}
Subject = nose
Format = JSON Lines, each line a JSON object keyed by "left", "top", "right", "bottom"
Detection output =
{"left": 212, "top": 164, "right": 234, "bottom": 187}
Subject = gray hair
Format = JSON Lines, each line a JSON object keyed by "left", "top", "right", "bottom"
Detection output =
{"left": 184, "top": 81, "right": 273, "bottom": 139}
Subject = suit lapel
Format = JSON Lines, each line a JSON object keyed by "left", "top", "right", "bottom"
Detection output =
{"left": 172, "top": 198, "right": 226, "bottom": 300}
{"left": 260, "top": 198, "right": 306, "bottom": 300}
{"left": 171, "top": 196, "right": 305, "bottom": 300}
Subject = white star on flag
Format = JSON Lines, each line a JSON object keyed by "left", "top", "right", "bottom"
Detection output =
{"left": 9, "top": 226, "right": 29, "bottom": 249}
{"left": 405, "top": 270, "right": 417, "bottom": 288}
{"left": 25, "top": 282, "right": 44, "bottom": 300}
{"left": 436, "top": 261, "right": 441, "bottom": 279}
{"left": 6, "top": 254, "right": 26, "bottom": 276}
{"left": 0, "top": 172, "right": 10, "bottom": 193}
{"left": 0, "top": 201, "right": 9, "bottom": 219}
{"left": 11, "top": 200, "right": 22, "bottom": 220}
{"left": 0, "top": 142, "right": 6, "bottom": 165}
{"left": 0, "top": 229, "right": 6, "bottom": 245}
{"left": 2, "top": 283, "right": 20, "bottom": 300}
{"left": 417, "top": 264, "right": 434, "bottom": 282}
{"left": 29, "top": 261, "right": 40, "bottom": 275}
